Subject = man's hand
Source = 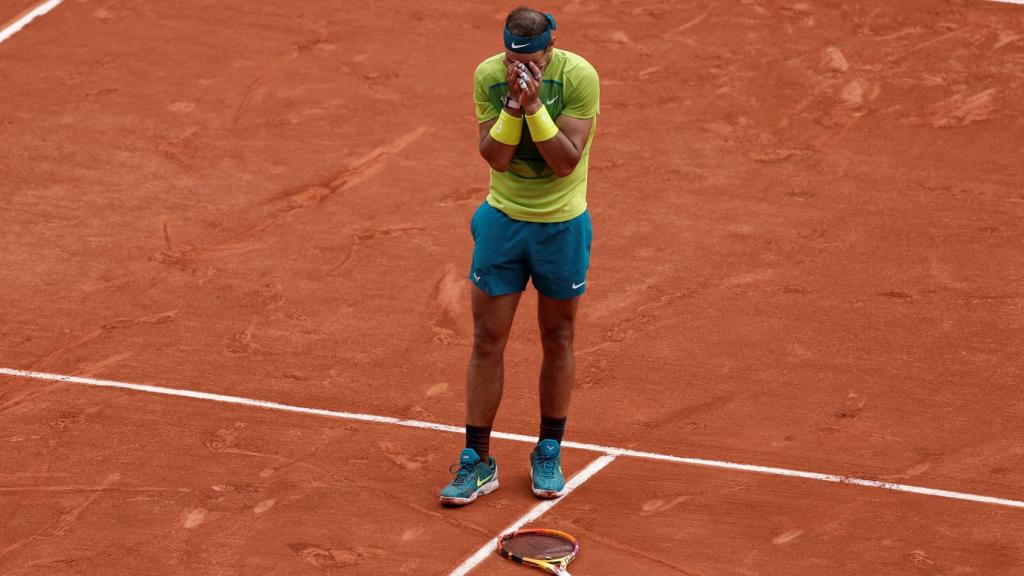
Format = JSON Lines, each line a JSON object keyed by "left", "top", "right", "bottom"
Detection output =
{"left": 519, "top": 62, "right": 544, "bottom": 114}
{"left": 506, "top": 61, "right": 525, "bottom": 90}
{"left": 506, "top": 61, "right": 543, "bottom": 112}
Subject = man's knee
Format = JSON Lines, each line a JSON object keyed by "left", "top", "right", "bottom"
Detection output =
{"left": 540, "top": 324, "right": 575, "bottom": 356}
{"left": 473, "top": 324, "right": 511, "bottom": 357}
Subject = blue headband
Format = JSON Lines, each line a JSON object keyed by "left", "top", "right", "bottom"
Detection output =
{"left": 503, "top": 13, "right": 557, "bottom": 54}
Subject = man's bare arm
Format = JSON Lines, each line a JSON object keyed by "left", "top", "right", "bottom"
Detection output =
{"left": 478, "top": 61, "right": 531, "bottom": 172}
{"left": 478, "top": 116, "right": 519, "bottom": 172}
{"left": 531, "top": 113, "right": 593, "bottom": 178}
{"left": 517, "top": 61, "right": 593, "bottom": 177}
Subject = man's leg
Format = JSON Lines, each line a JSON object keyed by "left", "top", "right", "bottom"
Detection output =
{"left": 530, "top": 293, "right": 580, "bottom": 498}
{"left": 466, "top": 285, "right": 523, "bottom": 457}
{"left": 439, "top": 285, "right": 521, "bottom": 506}
{"left": 537, "top": 293, "right": 579, "bottom": 420}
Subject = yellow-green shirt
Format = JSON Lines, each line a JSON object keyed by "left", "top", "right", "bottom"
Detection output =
{"left": 473, "top": 48, "right": 600, "bottom": 223}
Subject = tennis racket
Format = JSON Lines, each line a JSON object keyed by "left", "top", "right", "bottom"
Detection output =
{"left": 497, "top": 529, "right": 578, "bottom": 575}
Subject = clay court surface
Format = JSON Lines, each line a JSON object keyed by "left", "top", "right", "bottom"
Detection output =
{"left": 2, "top": 0, "right": 1023, "bottom": 574}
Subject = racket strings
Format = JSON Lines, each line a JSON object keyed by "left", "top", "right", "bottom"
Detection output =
{"left": 502, "top": 533, "right": 575, "bottom": 560}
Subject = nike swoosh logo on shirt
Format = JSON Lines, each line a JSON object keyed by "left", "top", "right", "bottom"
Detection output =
{"left": 572, "top": 281, "right": 586, "bottom": 289}
{"left": 545, "top": 95, "right": 558, "bottom": 105}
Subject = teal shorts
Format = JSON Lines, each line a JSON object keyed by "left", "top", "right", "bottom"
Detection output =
{"left": 469, "top": 201, "right": 592, "bottom": 300}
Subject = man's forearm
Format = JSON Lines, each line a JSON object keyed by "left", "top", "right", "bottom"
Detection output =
{"left": 479, "top": 107, "right": 523, "bottom": 172}
{"left": 523, "top": 102, "right": 582, "bottom": 178}
{"left": 532, "top": 132, "right": 581, "bottom": 178}
{"left": 480, "top": 136, "right": 518, "bottom": 172}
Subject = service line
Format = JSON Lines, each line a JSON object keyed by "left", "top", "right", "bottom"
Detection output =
{"left": 2, "top": 367, "right": 1023, "bottom": 510}
{"left": 0, "top": 0, "right": 63, "bottom": 44}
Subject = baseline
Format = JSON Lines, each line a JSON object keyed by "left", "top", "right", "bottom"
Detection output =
{"left": 2, "top": 367, "right": 1023, "bottom": 510}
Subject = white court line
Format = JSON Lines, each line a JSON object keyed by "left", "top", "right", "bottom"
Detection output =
{"left": 0, "top": 0, "right": 64, "bottom": 44}
{"left": 2, "top": 367, "right": 1024, "bottom": 510}
{"left": 447, "top": 454, "right": 617, "bottom": 576}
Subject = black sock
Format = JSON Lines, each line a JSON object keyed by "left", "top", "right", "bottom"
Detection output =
{"left": 465, "top": 424, "right": 492, "bottom": 462}
{"left": 539, "top": 415, "right": 567, "bottom": 444}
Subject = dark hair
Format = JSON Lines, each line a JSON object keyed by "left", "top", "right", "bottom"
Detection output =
{"left": 505, "top": 6, "right": 550, "bottom": 37}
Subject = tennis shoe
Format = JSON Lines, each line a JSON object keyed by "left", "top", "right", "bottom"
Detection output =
{"left": 530, "top": 439, "right": 566, "bottom": 498}
{"left": 440, "top": 448, "right": 499, "bottom": 506}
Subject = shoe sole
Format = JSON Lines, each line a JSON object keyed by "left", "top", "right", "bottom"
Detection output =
{"left": 530, "top": 469, "right": 566, "bottom": 499}
{"left": 440, "top": 477, "right": 499, "bottom": 507}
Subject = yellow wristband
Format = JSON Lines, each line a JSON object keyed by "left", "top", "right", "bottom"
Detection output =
{"left": 489, "top": 109, "right": 523, "bottom": 146}
{"left": 525, "top": 105, "right": 559, "bottom": 142}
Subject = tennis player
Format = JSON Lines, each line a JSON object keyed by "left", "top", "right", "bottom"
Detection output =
{"left": 440, "top": 6, "right": 600, "bottom": 506}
